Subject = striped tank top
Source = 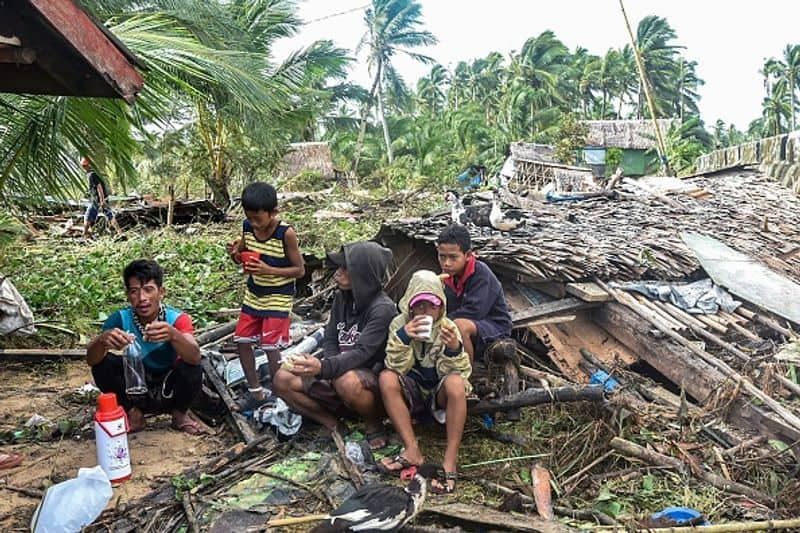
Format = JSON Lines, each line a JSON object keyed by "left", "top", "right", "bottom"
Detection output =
{"left": 241, "top": 220, "right": 295, "bottom": 317}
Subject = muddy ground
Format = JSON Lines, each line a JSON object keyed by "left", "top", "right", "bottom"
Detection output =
{"left": 0, "top": 358, "right": 231, "bottom": 529}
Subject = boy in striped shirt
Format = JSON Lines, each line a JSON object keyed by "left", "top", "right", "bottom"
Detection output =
{"left": 227, "top": 182, "right": 305, "bottom": 410}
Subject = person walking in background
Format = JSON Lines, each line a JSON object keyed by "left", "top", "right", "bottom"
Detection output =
{"left": 81, "top": 157, "right": 122, "bottom": 238}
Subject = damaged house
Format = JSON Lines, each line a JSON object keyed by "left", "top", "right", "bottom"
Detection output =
{"left": 377, "top": 167, "right": 800, "bottom": 485}
{"left": 579, "top": 119, "right": 676, "bottom": 177}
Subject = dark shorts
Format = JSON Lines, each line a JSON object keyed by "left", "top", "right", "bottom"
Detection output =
{"left": 472, "top": 318, "right": 511, "bottom": 358}
{"left": 396, "top": 373, "right": 448, "bottom": 425}
{"left": 85, "top": 203, "right": 115, "bottom": 223}
{"left": 302, "top": 368, "right": 379, "bottom": 418}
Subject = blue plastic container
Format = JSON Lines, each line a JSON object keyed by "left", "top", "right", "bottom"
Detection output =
{"left": 590, "top": 370, "right": 620, "bottom": 392}
{"left": 651, "top": 507, "right": 711, "bottom": 526}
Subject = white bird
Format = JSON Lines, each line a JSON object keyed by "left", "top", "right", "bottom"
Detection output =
{"left": 444, "top": 190, "right": 467, "bottom": 225}
{"left": 489, "top": 191, "right": 525, "bottom": 232}
{"left": 310, "top": 464, "right": 436, "bottom": 532}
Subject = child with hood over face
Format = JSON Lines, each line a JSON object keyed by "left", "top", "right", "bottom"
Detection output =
{"left": 378, "top": 270, "right": 471, "bottom": 494}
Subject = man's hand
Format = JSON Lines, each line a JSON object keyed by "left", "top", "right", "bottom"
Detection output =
{"left": 244, "top": 258, "right": 276, "bottom": 276}
{"left": 288, "top": 354, "right": 321, "bottom": 378}
{"left": 404, "top": 315, "right": 432, "bottom": 340}
{"left": 103, "top": 328, "right": 135, "bottom": 351}
{"left": 439, "top": 322, "right": 461, "bottom": 351}
{"left": 143, "top": 321, "right": 174, "bottom": 343}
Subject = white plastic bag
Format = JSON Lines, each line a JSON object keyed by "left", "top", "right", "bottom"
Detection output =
{"left": 30, "top": 465, "right": 113, "bottom": 533}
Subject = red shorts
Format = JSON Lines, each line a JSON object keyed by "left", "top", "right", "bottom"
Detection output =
{"left": 233, "top": 312, "right": 291, "bottom": 350}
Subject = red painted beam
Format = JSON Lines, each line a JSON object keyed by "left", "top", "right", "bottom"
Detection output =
{"left": 27, "top": 0, "right": 144, "bottom": 102}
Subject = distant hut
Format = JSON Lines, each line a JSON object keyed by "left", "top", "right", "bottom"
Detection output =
{"left": 502, "top": 142, "right": 595, "bottom": 193}
{"left": 580, "top": 119, "right": 676, "bottom": 177}
{"left": 277, "top": 142, "right": 335, "bottom": 180}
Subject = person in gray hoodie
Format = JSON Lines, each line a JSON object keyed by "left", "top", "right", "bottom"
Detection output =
{"left": 272, "top": 241, "right": 396, "bottom": 448}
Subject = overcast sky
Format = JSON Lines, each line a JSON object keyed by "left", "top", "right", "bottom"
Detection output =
{"left": 272, "top": 0, "right": 800, "bottom": 130}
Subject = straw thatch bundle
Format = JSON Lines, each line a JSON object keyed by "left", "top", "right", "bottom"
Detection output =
{"left": 277, "top": 142, "right": 335, "bottom": 179}
{"left": 583, "top": 119, "right": 676, "bottom": 149}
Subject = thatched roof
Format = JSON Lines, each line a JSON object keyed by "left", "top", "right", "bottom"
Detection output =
{"left": 583, "top": 119, "right": 676, "bottom": 150}
{"left": 378, "top": 170, "right": 800, "bottom": 285}
{"left": 277, "top": 142, "right": 335, "bottom": 179}
{"left": 510, "top": 142, "right": 557, "bottom": 163}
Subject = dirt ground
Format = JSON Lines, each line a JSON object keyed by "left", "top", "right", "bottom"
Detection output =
{"left": 0, "top": 358, "right": 230, "bottom": 529}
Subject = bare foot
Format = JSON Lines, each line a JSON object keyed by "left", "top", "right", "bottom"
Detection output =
{"left": 127, "top": 407, "right": 145, "bottom": 432}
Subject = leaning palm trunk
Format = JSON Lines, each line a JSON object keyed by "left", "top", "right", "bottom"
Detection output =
{"left": 350, "top": 66, "right": 381, "bottom": 178}
{"left": 376, "top": 76, "right": 393, "bottom": 163}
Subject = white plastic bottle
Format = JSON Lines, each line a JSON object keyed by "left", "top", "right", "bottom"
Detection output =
{"left": 94, "top": 392, "right": 131, "bottom": 483}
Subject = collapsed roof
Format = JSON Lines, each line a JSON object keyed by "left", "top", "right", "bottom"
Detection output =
{"left": 0, "top": 0, "right": 144, "bottom": 101}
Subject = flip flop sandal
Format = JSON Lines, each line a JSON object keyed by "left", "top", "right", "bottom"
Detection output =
{"left": 365, "top": 430, "right": 389, "bottom": 450}
{"left": 377, "top": 454, "right": 418, "bottom": 475}
{"left": 235, "top": 389, "right": 270, "bottom": 412}
{"left": 431, "top": 469, "right": 457, "bottom": 494}
{"left": 0, "top": 452, "right": 23, "bottom": 470}
{"left": 171, "top": 418, "right": 204, "bottom": 435}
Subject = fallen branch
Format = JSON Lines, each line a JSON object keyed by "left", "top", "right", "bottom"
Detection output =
{"left": 0, "top": 348, "right": 85, "bottom": 360}
{"left": 0, "top": 482, "right": 44, "bottom": 499}
{"left": 196, "top": 320, "right": 237, "bottom": 347}
{"left": 469, "top": 385, "right": 604, "bottom": 415}
{"left": 182, "top": 493, "right": 199, "bottom": 533}
{"left": 199, "top": 357, "right": 257, "bottom": 444}
{"left": 423, "top": 503, "right": 572, "bottom": 533}
{"left": 331, "top": 428, "right": 364, "bottom": 489}
{"left": 609, "top": 437, "right": 772, "bottom": 504}
{"left": 475, "top": 479, "right": 616, "bottom": 526}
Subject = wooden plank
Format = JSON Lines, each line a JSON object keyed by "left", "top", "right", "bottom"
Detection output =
{"left": 531, "top": 281, "right": 566, "bottom": 299}
{"left": 424, "top": 503, "right": 575, "bottom": 533}
{"left": 200, "top": 357, "right": 257, "bottom": 444}
{"left": 565, "top": 282, "right": 611, "bottom": 302}
{"left": 469, "top": 385, "right": 604, "bottom": 415}
{"left": 592, "top": 303, "right": 724, "bottom": 404}
{"left": 529, "top": 313, "right": 639, "bottom": 382}
{"left": 0, "top": 348, "right": 85, "bottom": 359}
{"left": 511, "top": 298, "right": 599, "bottom": 326}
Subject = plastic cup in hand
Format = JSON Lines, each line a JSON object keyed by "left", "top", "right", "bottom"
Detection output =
{"left": 240, "top": 251, "right": 260, "bottom": 266}
{"left": 416, "top": 315, "right": 434, "bottom": 340}
{"left": 123, "top": 340, "right": 147, "bottom": 397}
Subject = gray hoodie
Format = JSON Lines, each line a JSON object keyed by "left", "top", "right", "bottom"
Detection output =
{"left": 319, "top": 241, "right": 396, "bottom": 379}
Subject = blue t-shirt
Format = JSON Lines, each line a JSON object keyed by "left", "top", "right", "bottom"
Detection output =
{"left": 102, "top": 306, "right": 193, "bottom": 372}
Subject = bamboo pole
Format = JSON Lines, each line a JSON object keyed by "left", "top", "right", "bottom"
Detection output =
{"left": 593, "top": 518, "right": 800, "bottom": 532}
{"left": 596, "top": 280, "right": 800, "bottom": 433}
{"left": 619, "top": 0, "right": 672, "bottom": 176}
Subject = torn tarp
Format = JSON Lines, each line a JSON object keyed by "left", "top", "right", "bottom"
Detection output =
{"left": 0, "top": 277, "right": 35, "bottom": 335}
{"left": 610, "top": 278, "right": 739, "bottom": 314}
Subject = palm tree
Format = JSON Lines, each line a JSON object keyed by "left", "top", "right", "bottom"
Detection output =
{"left": 351, "top": 0, "right": 437, "bottom": 171}
{"left": 634, "top": 15, "right": 683, "bottom": 117}
{"left": 762, "top": 80, "right": 792, "bottom": 136}
{"left": 781, "top": 44, "right": 800, "bottom": 130}
{"left": 0, "top": 0, "right": 345, "bottom": 206}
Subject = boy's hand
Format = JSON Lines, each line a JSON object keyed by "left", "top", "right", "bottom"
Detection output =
{"left": 244, "top": 258, "right": 276, "bottom": 276}
{"left": 404, "top": 315, "right": 431, "bottom": 340}
{"left": 226, "top": 239, "right": 242, "bottom": 263}
{"left": 103, "top": 328, "right": 135, "bottom": 351}
{"left": 439, "top": 322, "right": 460, "bottom": 351}
{"left": 288, "top": 354, "right": 321, "bottom": 377}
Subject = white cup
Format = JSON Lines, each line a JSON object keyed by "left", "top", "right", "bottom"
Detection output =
{"left": 416, "top": 315, "right": 434, "bottom": 340}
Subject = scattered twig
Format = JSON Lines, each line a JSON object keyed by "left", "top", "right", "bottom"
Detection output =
{"left": 331, "top": 428, "right": 364, "bottom": 488}
{"left": 461, "top": 453, "right": 548, "bottom": 469}
{"left": 609, "top": 437, "right": 772, "bottom": 504}
{"left": 181, "top": 492, "right": 199, "bottom": 533}
{"left": 560, "top": 449, "right": 613, "bottom": 495}
{"left": 0, "top": 482, "right": 44, "bottom": 499}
